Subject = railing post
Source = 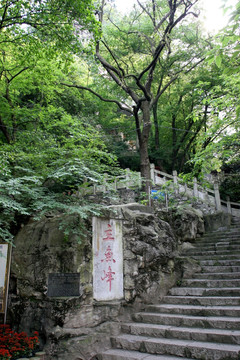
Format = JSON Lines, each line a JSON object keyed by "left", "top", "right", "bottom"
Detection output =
{"left": 114, "top": 178, "right": 117, "bottom": 191}
{"left": 172, "top": 170, "right": 178, "bottom": 195}
{"left": 103, "top": 174, "right": 107, "bottom": 193}
{"left": 148, "top": 185, "right": 151, "bottom": 206}
{"left": 150, "top": 163, "right": 155, "bottom": 185}
{"left": 204, "top": 189, "right": 209, "bottom": 202}
{"left": 165, "top": 192, "right": 169, "bottom": 211}
{"left": 227, "top": 196, "right": 232, "bottom": 214}
{"left": 126, "top": 168, "right": 130, "bottom": 188}
{"left": 214, "top": 181, "right": 222, "bottom": 211}
{"left": 193, "top": 177, "right": 198, "bottom": 198}
{"left": 138, "top": 172, "right": 142, "bottom": 188}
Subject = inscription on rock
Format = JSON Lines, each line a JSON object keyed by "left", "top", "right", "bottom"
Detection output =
{"left": 47, "top": 273, "right": 80, "bottom": 297}
{"left": 93, "top": 217, "right": 123, "bottom": 301}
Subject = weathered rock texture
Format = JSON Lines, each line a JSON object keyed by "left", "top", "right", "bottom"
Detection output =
{"left": 7, "top": 203, "right": 206, "bottom": 359}
{"left": 118, "top": 204, "right": 180, "bottom": 304}
{"left": 157, "top": 206, "right": 205, "bottom": 242}
{"left": 7, "top": 206, "right": 176, "bottom": 359}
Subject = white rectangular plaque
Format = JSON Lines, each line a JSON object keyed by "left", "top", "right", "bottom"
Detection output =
{"left": 0, "top": 244, "right": 10, "bottom": 314}
{"left": 93, "top": 218, "right": 123, "bottom": 301}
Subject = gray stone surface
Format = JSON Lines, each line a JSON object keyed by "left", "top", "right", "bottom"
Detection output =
{"left": 157, "top": 206, "right": 205, "bottom": 242}
{"left": 112, "top": 334, "right": 240, "bottom": 360}
{"left": 9, "top": 204, "right": 182, "bottom": 359}
{"left": 100, "top": 349, "right": 195, "bottom": 360}
{"left": 98, "top": 220, "right": 240, "bottom": 360}
{"left": 121, "top": 322, "right": 240, "bottom": 344}
{"left": 204, "top": 212, "right": 232, "bottom": 232}
{"left": 8, "top": 202, "right": 240, "bottom": 359}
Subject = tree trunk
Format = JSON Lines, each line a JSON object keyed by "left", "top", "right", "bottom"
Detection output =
{"left": 153, "top": 102, "right": 160, "bottom": 150}
{"left": 137, "top": 101, "right": 151, "bottom": 195}
{"left": 0, "top": 115, "right": 11, "bottom": 144}
{"left": 171, "top": 113, "right": 177, "bottom": 171}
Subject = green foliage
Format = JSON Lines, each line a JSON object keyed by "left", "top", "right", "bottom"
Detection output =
{"left": 0, "top": 159, "right": 109, "bottom": 243}
{"left": 220, "top": 161, "right": 240, "bottom": 202}
{"left": 0, "top": 9, "right": 119, "bottom": 243}
{"left": 1, "top": 0, "right": 240, "bottom": 243}
{"left": 207, "top": 1, "right": 240, "bottom": 75}
{"left": 0, "top": 0, "right": 99, "bottom": 52}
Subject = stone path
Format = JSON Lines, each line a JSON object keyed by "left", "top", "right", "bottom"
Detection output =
{"left": 99, "top": 217, "right": 240, "bottom": 359}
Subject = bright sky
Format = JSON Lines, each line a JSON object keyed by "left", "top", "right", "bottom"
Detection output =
{"left": 114, "top": 0, "right": 238, "bottom": 33}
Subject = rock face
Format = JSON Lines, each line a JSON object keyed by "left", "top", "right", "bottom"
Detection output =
{"left": 7, "top": 204, "right": 184, "bottom": 360}
{"left": 119, "top": 204, "right": 180, "bottom": 304}
{"left": 157, "top": 205, "right": 205, "bottom": 242}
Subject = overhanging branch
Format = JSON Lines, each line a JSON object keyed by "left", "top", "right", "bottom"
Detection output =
{"left": 61, "top": 82, "right": 133, "bottom": 115}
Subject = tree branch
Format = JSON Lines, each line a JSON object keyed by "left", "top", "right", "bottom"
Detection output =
{"left": 124, "top": 74, "right": 151, "bottom": 101}
{"left": 0, "top": 0, "right": 9, "bottom": 31}
{"left": 61, "top": 82, "right": 133, "bottom": 115}
{"left": 137, "top": 0, "right": 155, "bottom": 26}
{"left": 101, "top": 40, "right": 125, "bottom": 77}
{"left": 96, "top": 50, "right": 139, "bottom": 103}
{"left": 8, "top": 67, "right": 29, "bottom": 83}
{"left": 152, "top": 57, "right": 204, "bottom": 107}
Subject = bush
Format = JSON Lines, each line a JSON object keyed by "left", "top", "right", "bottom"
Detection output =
{"left": 0, "top": 325, "right": 39, "bottom": 359}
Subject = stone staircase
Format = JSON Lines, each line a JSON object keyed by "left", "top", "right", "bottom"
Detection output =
{"left": 99, "top": 217, "right": 240, "bottom": 360}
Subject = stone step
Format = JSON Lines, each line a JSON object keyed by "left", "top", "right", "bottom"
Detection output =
{"left": 198, "top": 237, "right": 240, "bottom": 243}
{"left": 181, "top": 278, "right": 240, "bottom": 288}
{"left": 192, "top": 272, "right": 240, "bottom": 279}
{"left": 191, "top": 254, "right": 240, "bottom": 260}
{"left": 201, "top": 236, "right": 240, "bottom": 242}
{"left": 168, "top": 286, "right": 240, "bottom": 297}
{"left": 201, "top": 265, "right": 240, "bottom": 273}
{"left": 199, "top": 259, "right": 240, "bottom": 266}
{"left": 145, "top": 304, "right": 240, "bottom": 317}
{"left": 195, "top": 244, "right": 240, "bottom": 251}
{"left": 111, "top": 334, "right": 240, "bottom": 360}
{"left": 133, "top": 312, "right": 240, "bottom": 329}
{"left": 163, "top": 296, "right": 240, "bottom": 306}
{"left": 185, "top": 248, "right": 240, "bottom": 256}
{"left": 121, "top": 322, "right": 240, "bottom": 345}
{"left": 193, "top": 239, "right": 240, "bottom": 247}
{"left": 196, "top": 244, "right": 240, "bottom": 250}
{"left": 202, "top": 230, "right": 240, "bottom": 236}
{"left": 98, "top": 223, "right": 240, "bottom": 360}
{"left": 198, "top": 234, "right": 240, "bottom": 240}
{"left": 99, "top": 349, "right": 195, "bottom": 360}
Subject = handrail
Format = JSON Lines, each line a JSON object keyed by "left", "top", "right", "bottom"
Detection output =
{"left": 83, "top": 163, "right": 240, "bottom": 217}
{"left": 150, "top": 163, "right": 240, "bottom": 216}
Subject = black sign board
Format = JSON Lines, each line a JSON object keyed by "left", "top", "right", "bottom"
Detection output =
{"left": 47, "top": 273, "right": 80, "bottom": 297}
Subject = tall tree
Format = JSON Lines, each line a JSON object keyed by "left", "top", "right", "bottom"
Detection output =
{"left": 63, "top": 0, "right": 202, "bottom": 191}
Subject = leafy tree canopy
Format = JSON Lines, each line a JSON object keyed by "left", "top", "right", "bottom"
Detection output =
{"left": 0, "top": 0, "right": 121, "bottom": 243}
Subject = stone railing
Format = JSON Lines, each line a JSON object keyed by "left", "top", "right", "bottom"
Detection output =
{"left": 91, "top": 169, "right": 142, "bottom": 194}
{"left": 150, "top": 164, "right": 240, "bottom": 217}
{"left": 82, "top": 164, "right": 240, "bottom": 217}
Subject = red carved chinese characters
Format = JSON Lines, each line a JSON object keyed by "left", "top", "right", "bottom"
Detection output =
{"left": 101, "top": 266, "right": 115, "bottom": 291}
{"left": 101, "top": 245, "right": 116, "bottom": 263}
{"left": 103, "top": 223, "right": 115, "bottom": 241}
{"left": 100, "top": 223, "right": 117, "bottom": 292}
